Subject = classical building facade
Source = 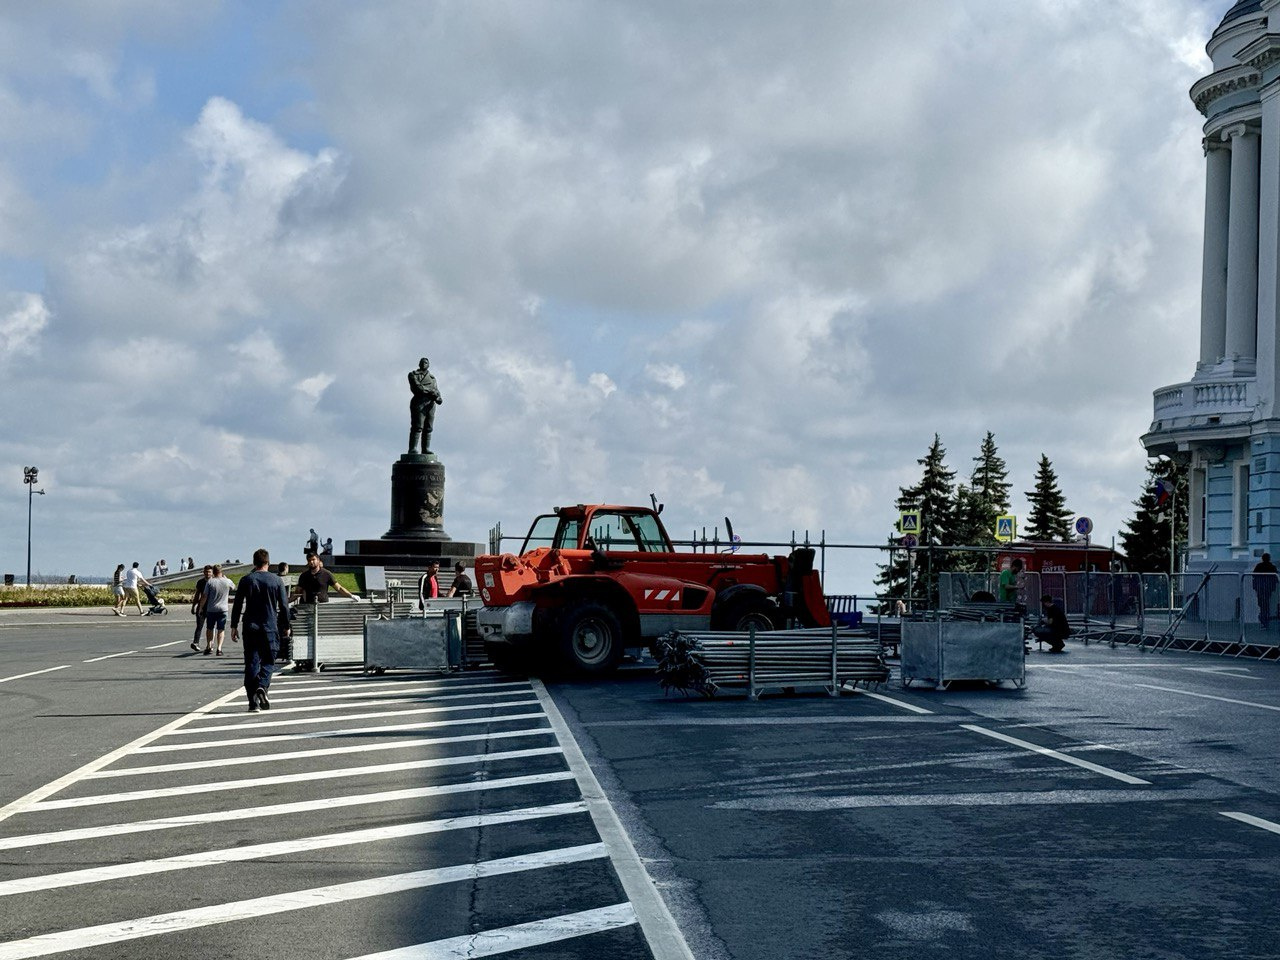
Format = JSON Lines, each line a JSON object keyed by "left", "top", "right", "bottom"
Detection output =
{"left": 1144, "top": 0, "right": 1280, "bottom": 571}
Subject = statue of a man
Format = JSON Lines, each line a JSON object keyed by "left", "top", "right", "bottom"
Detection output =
{"left": 408, "top": 357, "right": 443, "bottom": 454}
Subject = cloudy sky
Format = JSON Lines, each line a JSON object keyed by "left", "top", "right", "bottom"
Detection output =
{"left": 0, "top": 1, "right": 1230, "bottom": 592}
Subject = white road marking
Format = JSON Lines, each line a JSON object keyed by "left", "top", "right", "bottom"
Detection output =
{"left": 0, "top": 802, "right": 589, "bottom": 897}
{"left": 959, "top": 724, "right": 1151, "bottom": 785}
{"left": 1185, "top": 666, "right": 1258, "bottom": 680}
{"left": 197, "top": 688, "right": 532, "bottom": 718}
{"left": 0, "top": 843, "right": 609, "bottom": 960}
{"left": 261, "top": 679, "right": 529, "bottom": 704}
{"left": 144, "top": 640, "right": 188, "bottom": 649}
{"left": 274, "top": 671, "right": 507, "bottom": 693}
{"left": 533, "top": 679, "right": 695, "bottom": 960}
{"left": 29, "top": 746, "right": 566, "bottom": 811}
{"left": 0, "top": 771, "right": 577, "bottom": 851}
{"left": 1221, "top": 811, "right": 1280, "bottom": 835}
{"left": 161, "top": 697, "right": 542, "bottom": 734}
{"left": 0, "top": 665, "right": 69, "bottom": 685}
{"left": 843, "top": 685, "right": 934, "bottom": 714}
{"left": 0, "top": 685, "right": 244, "bottom": 826}
{"left": 348, "top": 903, "right": 639, "bottom": 959}
{"left": 713, "top": 786, "right": 1214, "bottom": 811}
{"left": 89, "top": 726, "right": 556, "bottom": 777}
{"left": 81, "top": 651, "right": 136, "bottom": 663}
{"left": 133, "top": 710, "right": 550, "bottom": 754}
{"left": 1132, "top": 683, "right": 1280, "bottom": 712}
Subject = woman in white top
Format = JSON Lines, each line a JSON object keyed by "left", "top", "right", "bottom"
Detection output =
{"left": 112, "top": 564, "right": 126, "bottom": 617}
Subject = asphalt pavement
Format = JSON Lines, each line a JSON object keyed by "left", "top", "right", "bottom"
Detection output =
{"left": 545, "top": 642, "right": 1280, "bottom": 960}
{"left": 2, "top": 610, "right": 1279, "bottom": 959}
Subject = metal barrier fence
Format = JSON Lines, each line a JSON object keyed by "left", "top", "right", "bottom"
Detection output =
{"left": 939, "top": 571, "right": 1280, "bottom": 658}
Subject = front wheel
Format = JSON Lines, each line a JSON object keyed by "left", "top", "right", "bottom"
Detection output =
{"left": 712, "top": 593, "right": 780, "bottom": 632}
{"left": 556, "top": 600, "right": 624, "bottom": 675}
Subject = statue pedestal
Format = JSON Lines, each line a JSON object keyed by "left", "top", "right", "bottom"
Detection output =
{"left": 386, "top": 453, "right": 449, "bottom": 540}
{"left": 334, "top": 452, "right": 479, "bottom": 572}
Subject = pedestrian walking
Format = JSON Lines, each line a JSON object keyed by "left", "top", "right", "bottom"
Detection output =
{"left": 1254, "top": 553, "right": 1278, "bottom": 628}
{"left": 275, "top": 562, "right": 294, "bottom": 665}
{"left": 111, "top": 564, "right": 126, "bottom": 616}
{"left": 122, "top": 563, "right": 150, "bottom": 616}
{"left": 190, "top": 564, "right": 213, "bottom": 651}
{"left": 200, "top": 564, "right": 234, "bottom": 655}
{"left": 230, "top": 548, "right": 290, "bottom": 713}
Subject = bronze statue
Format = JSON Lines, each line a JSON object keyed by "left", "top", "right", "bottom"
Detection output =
{"left": 408, "top": 357, "right": 443, "bottom": 454}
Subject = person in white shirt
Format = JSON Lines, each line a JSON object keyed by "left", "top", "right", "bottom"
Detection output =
{"left": 199, "top": 564, "right": 235, "bottom": 656}
{"left": 122, "top": 563, "right": 150, "bottom": 616}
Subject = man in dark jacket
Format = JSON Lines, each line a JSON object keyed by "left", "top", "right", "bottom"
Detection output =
{"left": 1253, "top": 553, "right": 1278, "bottom": 628}
{"left": 230, "top": 548, "right": 291, "bottom": 712}
{"left": 1032, "top": 594, "right": 1070, "bottom": 653}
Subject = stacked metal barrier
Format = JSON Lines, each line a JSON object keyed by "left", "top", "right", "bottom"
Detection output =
{"left": 655, "top": 626, "right": 889, "bottom": 699}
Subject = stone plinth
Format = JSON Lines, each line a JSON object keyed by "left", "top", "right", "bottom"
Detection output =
{"left": 387, "top": 453, "right": 449, "bottom": 540}
{"left": 332, "top": 451, "right": 479, "bottom": 573}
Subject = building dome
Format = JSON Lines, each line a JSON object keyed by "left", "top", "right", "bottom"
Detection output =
{"left": 1219, "top": 0, "right": 1263, "bottom": 29}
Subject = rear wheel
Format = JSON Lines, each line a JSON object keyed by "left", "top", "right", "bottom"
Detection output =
{"left": 712, "top": 593, "right": 780, "bottom": 632}
{"left": 557, "top": 600, "right": 624, "bottom": 675}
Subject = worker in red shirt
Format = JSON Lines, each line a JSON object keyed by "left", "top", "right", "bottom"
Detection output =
{"left": 417, "top": 560, "right": 440, "bottom": 610}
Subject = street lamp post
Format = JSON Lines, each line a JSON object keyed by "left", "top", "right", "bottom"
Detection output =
{"left": 23, "top": 466, "right": 44, "bottom": 588}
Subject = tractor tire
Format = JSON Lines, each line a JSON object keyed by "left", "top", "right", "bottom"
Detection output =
{"left": 556, "top": 600, "right": 625, "bottom": 676}
{"left": 712, "top": 592, "right": 780, "bottom": 632}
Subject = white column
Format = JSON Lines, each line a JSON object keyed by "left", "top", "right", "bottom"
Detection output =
{"left": 1201, "top": 140, "right": 1231, "bottom": 365}
{"left": 1258, "top": 81, "right": 1280, "bottom": 419}
{"left": 1225, "top": 123, "right": 1261, "bottom": 360}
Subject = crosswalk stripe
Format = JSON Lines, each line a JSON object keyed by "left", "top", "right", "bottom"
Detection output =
{"left": 0, "top": 802, "right": 589, "bottom": 897}
{"left": 133, "top": 711, "right": 549, "bottom": 754}
{"left": 0, "top": 771, "right": 577, "bottom": 851}
{"left": 0, "top": 843, "right": 609, "bottom": 960}
{"left": 30, "top": 747, "right": 566, "bottom": 811}
{"left": 346, "top": 903, "right": 639, "bottom": 959}
{"left": 89, "top": 726, "right": 556, "bottom": 778}
{"left": 197, "top": 688, "right": 533, "bottom": 719}
{"left": 161, "top": 698, "right": 541, "bottom": 735}
{"left": 271, "top": 672, "right": 506, "bottom": 694}
{"left": 257, "top": 680, "right": 529, "bottom": 705}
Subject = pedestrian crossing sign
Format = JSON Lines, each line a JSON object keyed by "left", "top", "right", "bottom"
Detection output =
{"left": 995, "top": 515, "right": 1016, "bottom": 542}
{"left": 898, "top": 510, "right": 921, "bottom": 536}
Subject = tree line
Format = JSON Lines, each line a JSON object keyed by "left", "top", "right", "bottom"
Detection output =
{"left": 873, "top": 433, "right": 1188, "bottom": 609}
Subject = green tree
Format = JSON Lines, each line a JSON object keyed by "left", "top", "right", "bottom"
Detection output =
{"left": 951, "top": 432, "right": 1011, "bottom": 568}
{"left": 1024, "top": 454, "right": 1072, "bottom": 541}
{"left": 1119, "top": 458, "right": 1188, "bottom": 572}
{"left": 874, "top": 434, "right": 956, "bottom": 609}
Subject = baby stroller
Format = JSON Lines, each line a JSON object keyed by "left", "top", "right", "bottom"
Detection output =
{"left": 142, "top": 583, "right": 167, "bottom": 616}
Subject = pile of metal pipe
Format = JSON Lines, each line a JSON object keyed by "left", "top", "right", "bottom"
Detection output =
{"left": 655, "top": 626, "right": 889, "bottom": 698}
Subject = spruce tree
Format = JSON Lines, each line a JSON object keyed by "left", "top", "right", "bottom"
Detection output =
{"left": 952, "top": 432, "right": 1011, "bottom": 568}
{"left": 1119, "top": 458, "right": 1188, "bottom": 572}
{"left": 873, "top": 480, "right": 923, "bottom": 611}
{"left": 874, "top": 435, "right": 956, "bottom": 609}
{"left": 1024, "top": 454, "right": 1072, "bottom": 541}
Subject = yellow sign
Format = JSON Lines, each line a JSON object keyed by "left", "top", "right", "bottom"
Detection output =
{"left": 899, "top": 510, "right": 921, "bottom": 536}
{"left": 995, "top": 515, "right": 1016, "bottom": 542}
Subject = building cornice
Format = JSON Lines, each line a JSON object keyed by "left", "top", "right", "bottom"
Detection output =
{"left": 1191, "top": 63, "right": 1262, "bottom": 115}
{"left": 1236, "top": 33, "right": 1280, "bottom": 73}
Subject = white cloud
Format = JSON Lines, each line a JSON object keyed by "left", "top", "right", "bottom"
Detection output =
{"left": 0, "top": 293, "right": 49, "bottom": 361}
{"left": 646, "top": 363, "right": 687, "bottom": 390}
{"left": 588, "top": 372, "right": 616, "bottom": 397}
